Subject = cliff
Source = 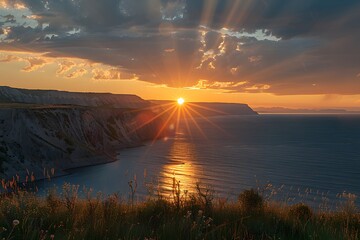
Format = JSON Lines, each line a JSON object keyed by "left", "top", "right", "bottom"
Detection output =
{"left": 0, "top": 86, "right": 150, "bottom": 109}
{"left": 151, "top": 100, "right": 258, "bottom": 116}
{"left": 0, "top": 87, "right": 167, "bottom": 179}
{"left": 189, "top": 102, "right": 258, "bottom": 116}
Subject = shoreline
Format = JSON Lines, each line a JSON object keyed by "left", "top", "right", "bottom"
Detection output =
{"left": 61, "top": 141, "right": 150, "bottom": 174}
{"left": 14, "top": 143, "right": 148, "bottom": 185}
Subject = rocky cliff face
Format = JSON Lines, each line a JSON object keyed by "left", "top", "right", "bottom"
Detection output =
{"left": 0, "top": 87, "right": 167, "bottom": 179}
{"left": 0, "top": 106, "right": 167, "bottom": 179}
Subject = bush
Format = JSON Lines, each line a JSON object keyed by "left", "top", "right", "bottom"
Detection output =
{"left": 289, "top": 203, "right": 312, "bottom": 221}
{"left": 238, "top": 189, "right": 263, "bottom": 213}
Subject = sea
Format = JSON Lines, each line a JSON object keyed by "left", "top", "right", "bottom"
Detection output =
{"left": 41, "top": 114, "right": 360, "bottom": 209}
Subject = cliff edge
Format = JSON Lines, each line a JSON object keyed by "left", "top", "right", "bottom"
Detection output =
{"left": 0, "top": 86, "right": 150, "bottom": 109}
{"left": 0, "top": 87, "right": 166, "bottom": 179}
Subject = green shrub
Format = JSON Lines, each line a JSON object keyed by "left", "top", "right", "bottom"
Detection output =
{"left": 238, "top": 189, "right": 263, "bottom": 213}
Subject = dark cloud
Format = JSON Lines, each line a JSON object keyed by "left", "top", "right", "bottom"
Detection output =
{"left": 3, "top": 0, "right": 360, "bottom": 38}
{"left": 2, "top": 14, "right": 16, "bottom": 23}
{"left": 184, "top": 0, "right": 360, "bottom": 39}
{"left": 18, "top": 0, "right": 164, "bottom": 32}
{"left": 0, "top": 0, "right": 360, "bottom": 94}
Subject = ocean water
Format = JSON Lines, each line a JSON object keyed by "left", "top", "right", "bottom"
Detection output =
{"left": 42, "top": 114, "right": 360, "bottom": 208}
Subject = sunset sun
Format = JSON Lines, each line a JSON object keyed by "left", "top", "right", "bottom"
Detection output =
{"left": 177, "top": 97, "right": 185, "bottom": 105}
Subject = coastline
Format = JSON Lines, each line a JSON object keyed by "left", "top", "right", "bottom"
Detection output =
{"left": 38, "top": 142, "right": 148, "bottom": 182}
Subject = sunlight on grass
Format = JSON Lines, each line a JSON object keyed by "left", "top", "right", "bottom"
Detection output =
{"left": 0, "top": 176, "right": 359, "bottom": 240}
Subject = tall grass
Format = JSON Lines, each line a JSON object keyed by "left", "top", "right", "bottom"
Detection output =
{"left": 0, "top": 175, "right": 359, "bottom": 240}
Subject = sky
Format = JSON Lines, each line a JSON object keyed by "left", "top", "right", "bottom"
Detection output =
{"left": 0, "top": 0, "right": 359, "bottom": 110}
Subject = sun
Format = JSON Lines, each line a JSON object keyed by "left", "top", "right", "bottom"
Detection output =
{"left": 177, "top": 97, "right": 185, "bottom": 105}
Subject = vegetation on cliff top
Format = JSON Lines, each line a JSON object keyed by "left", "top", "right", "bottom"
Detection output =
{"left": 0, "top": 176, "right": 359, "bottom": 240}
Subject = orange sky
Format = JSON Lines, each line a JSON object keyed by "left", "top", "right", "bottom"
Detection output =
{"left": 1, "top": 1, "right": 360, "bottom": 110}
{"left": 0, "top": 53, "right": 359, "bottom": 110}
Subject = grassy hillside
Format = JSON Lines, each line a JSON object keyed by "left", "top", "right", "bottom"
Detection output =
{"left": 0, "top": 178, "right": 359, "bottom": 240}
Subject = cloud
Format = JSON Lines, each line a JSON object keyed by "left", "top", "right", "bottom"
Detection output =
{"left": 0, "top": 52, "right": 90, "bottom": 78}
{"left": 0, "top": 54, "right": 20, "bottom": 62}
{"left": 248, "top": 55, "right": 262, "bottom": 63}
{"left": 67, "top": 68, "right": 87, "bottom": 78}
{"left": 0, "top": 0, "right": 359, "bottom": 95}
{"left": 0, "top": 0, "right": 25, "bottom": 9}
{"left": 161, "top": 1, "right": 186, "bottom": 21}
{"left": 184, "top": 0, "right": 360, "bottom": 39}
{"left": 245, "top": 84, "right": 271, "bottom": 91}
{"left": 191, "top": 79, "right": 251, "bottom": 91}
{"left": 3, "top": 1, "right": 360, "bottom": 40}
{"left": 2, "top": 14, "right": 16, "bottom": 23}
{"left": 92, "top": 68, "right": 122, "bottom": 80}
{"left": 0, "top": 54, "right": 48, "bottom": 71}
{"left": 22, "top": 57, "right": 49, "bottom": 71}
{"left": 56, "top": 60, "right": 75, "bottom": 74}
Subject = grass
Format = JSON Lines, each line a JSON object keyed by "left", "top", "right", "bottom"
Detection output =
{"left": 0, "top": 177, "right": 359, "bottom": 240}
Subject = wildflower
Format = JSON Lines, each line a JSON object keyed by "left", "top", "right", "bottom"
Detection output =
{"left": 12, "top": 220, "right": 20, "bottom": 226}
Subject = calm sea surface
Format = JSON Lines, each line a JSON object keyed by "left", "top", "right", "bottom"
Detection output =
{"left": 42, "top": 114, "right": 360, "bottom": 208}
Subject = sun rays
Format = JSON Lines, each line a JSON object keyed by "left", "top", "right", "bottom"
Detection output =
{"left": 132, "top": 98, "right": 229, "bottom": 195}
{"left": 129, "top": 99, "right": 229, "bottom": 144}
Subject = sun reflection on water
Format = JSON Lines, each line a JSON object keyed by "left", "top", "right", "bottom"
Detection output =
{"left": 131, "top": 98, "right": 227, "bottom": 197}
{"left": 159, "top": 133, "right": 199, "bottom": 195}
